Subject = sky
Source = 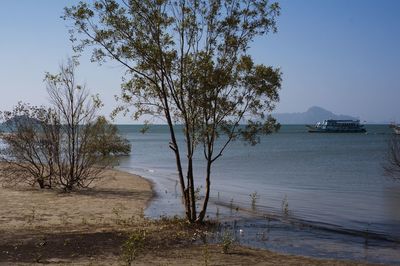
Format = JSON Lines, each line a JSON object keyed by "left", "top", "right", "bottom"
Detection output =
{"left": 0, "top": 0, "right": 399, "bottom": 124}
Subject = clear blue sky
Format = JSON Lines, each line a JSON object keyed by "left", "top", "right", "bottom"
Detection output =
{"left": 0, "top": 0, "right": 399, "bottom": 123}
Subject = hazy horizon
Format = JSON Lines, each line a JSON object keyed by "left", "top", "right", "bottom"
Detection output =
{"left": 0, "top": 0, "right": 399, "bottom": 123}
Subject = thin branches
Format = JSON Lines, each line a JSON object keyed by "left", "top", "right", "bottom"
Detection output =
{"left": 0, "top": 60, "right": 131, "bottom": 191}
{"left": 64, "top": 0, "right": 281, "bottom": 222}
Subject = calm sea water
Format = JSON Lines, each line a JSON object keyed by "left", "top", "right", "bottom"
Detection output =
{"left": 116, "top": 125, "right": 400, "bottom": 264}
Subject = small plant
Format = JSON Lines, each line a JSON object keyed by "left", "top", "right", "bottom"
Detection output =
{"left": 63, "top": 239, "right": 70, "bottom": 246}
{"left": 221, "top": 231, "right": 234, "bottom": 254}
{"left": 282, "top": 195, "right": 289, "bottom": 216}
{"left": 121, "top": 229, "right": 147, "bottom": 265}
{"left": 81, "top": 217, "right": 88, "bottom": 225}
{"left": 250, "top": 191, "right": 258, "bottom": 209}
{"left": 112, "top": 206, "right": 123, "bottom": 225}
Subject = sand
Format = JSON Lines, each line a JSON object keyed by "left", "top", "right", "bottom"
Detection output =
{"left": 0, "top": 167, "right": 374, "bottom": 265}
{"left": 0, "top": 169, "right": 152, "bottom": 234}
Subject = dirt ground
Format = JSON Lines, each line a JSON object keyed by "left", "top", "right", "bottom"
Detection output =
{"left": 0, "top": 168, "right": 375, "bottom": 265}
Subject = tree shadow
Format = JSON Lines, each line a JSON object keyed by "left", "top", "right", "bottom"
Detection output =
{"left": 73, "top": 188, "right": 153, "bottom": 201}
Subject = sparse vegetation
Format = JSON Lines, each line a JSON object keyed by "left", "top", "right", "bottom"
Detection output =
{"left": 121, "top": 229, "right": 147, "bottom": 265}
{"left": 0, "top": 167, "right": 378, "bottom": 265}
{"left": 221, "top": 231, "right": 235, "bottom": 254}
{"left": 0, "top": 103, "right": 60, "bottom": 189}
{"left": 0, "top": 59, "right": 131, "bottom": 191}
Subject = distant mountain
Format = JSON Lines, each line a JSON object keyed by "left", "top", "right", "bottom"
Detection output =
{"left": 273, "top": 106, "right": 359, "bottom": 124}
{"left": 2, "top": 115, "right": 42, "bottom": 128}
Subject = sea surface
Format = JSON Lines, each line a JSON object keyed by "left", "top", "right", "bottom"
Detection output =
{"left": 116, "top": 125, "right": 400, "bottom": 264}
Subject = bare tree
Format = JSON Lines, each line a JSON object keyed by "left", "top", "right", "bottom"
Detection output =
{"left": 45, "top": 59, "right": 107, "bottom": 191}
{"left": 1, "top": 59, "right": 131, "bottom": 191}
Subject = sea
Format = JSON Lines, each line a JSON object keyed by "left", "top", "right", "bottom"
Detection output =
{"left": 115, "top": 124, "right": 400, "bottom": 264}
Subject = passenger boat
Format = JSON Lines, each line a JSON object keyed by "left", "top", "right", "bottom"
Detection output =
{"left": 306, "top": 120, "right": 366, "bottom": 133}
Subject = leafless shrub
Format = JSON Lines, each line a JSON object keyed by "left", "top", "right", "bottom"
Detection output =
{"left": 0, "top": 59, "right": 130, "bottom": 191}
{"left": 0, "top": 103, "right": 60, "bottom": 188}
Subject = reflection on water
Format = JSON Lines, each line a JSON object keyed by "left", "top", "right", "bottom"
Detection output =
{"left": 116, "top": 125, "right": 400, "bottom": 264}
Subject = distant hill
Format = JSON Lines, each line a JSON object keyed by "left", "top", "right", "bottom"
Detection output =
{"left": 273, "top": 106, "right": 359, "bottom": 124}
{"left": 2, "top": 115, "right": 42, "bottom": 128}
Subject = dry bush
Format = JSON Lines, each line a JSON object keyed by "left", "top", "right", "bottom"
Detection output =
{"left": 0, "top": 59, "right": 130, "bottom": 191}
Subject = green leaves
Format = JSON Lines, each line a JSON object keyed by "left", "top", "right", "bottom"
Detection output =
{"left": 64, "top": 0, "right": 282, "bottom": 222}
{"left": 65, "top": 0, "right": 282, "bottom": 147}
{"left": 86, "top": 116, "right": 131, "bottom": 156}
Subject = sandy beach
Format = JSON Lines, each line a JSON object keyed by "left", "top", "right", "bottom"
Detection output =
{"left": 0, "top": 168, "right": 374, "bottom": 265}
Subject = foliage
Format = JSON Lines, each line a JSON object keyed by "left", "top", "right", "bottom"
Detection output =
{"left": 64, "top": 0, "right": 281, "bottom": 222}
{"left": 87, "top": 116, "right": 131, "bottom": 156}
{"left": 121, "top": 229, "right": 147, "bottom": 265}
{"left": 221, "top": 231, "right": 234, "bottom": 254}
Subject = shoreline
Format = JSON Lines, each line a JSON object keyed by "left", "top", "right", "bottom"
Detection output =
{"left": 0, "top": 167, "right": 377, "bottom": 265}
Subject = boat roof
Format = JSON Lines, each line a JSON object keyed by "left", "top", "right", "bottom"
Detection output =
{"left": 324, "top": 119, "right": 360, "bottom": 122}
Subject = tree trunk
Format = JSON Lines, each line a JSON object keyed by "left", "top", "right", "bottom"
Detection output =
{"left": 197, "top": 159, "right": 212, "bottom": 223}
{"left": 37, "top": 178, "right": 45, "bottom": 189}
{"left": 187, "top": 157, "right": 196, "bottom": 222}
{"left": 163, "top": 105, "right": 191, "bottom": 221}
